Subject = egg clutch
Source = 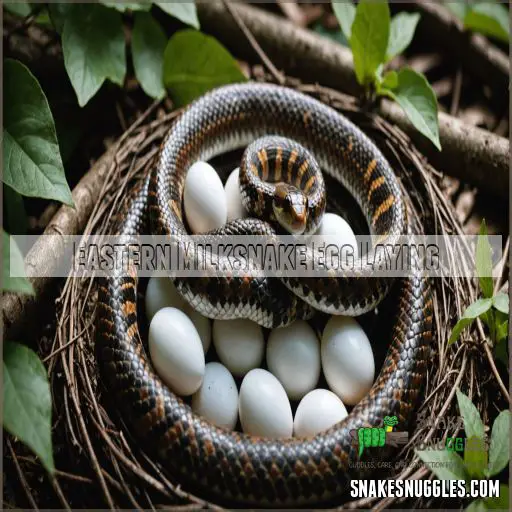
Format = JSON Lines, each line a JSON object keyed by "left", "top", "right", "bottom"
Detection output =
{"left": 143, "top": 160, "right": 377, "bottom": 439}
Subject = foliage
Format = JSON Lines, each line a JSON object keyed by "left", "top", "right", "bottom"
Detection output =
{"left": 446, "top": 2, "right": 509, "bottom": 43}
{"left": 3, "top": 341, "right": 54, "bottom": 474}
{"left": 416, "top": 389, "right": 510, "bottom": 510}
{"left": 333, "top": 0, "right": 441, "bottom": 150}
{"left": 449, "top": 220, "right": 508, "bottom": 363}
{"left": 3, "top": 231, "right": 33, "bottom": 295}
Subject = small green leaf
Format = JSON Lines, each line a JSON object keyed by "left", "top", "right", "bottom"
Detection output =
{"left": 492, "top": 292, "right": 509, "bottom": 314}
{"left": 487, "top": 410, "right": 510, "bottom": 477}
{"left": 350, "top": 0, "right": 390, "bottom": 87}
{"left": 381, "top": 70, "right": 398, "bottom": 90}
{"left": 4, "top": 2, "right": 32, "bottom": 17}
{"left": 312, "top": 22, "right": 349, "bottom": 47}
{"left": 101, "top": 2, "right": 151, "bottom": 12}
{"left": 383, "top": 68, "right": 441, "bottom": 150}
{"left": 332, "top": 1, "right": 356, "bottom": 40}
{"left": 495, "top": 321, "right": 509, "bottom": 344}
{"left": 456, "top": 389, "right": 485, "bottom": 440}
{"left": 465, "top": 3, "right": 509, "bottom": 43}
{"left": 449, "top": 297, "right": 493, "bottom": 345}
{"left": 476, "top": 220, "right": 494, "bottom": 298}
{"left": 464, "top": 435, "right": 488, "bottom": 478}
{"left": 4, "top": 186, "right": 28, "bottom": 235}
{"left": 156, "top": 2, "right": 199, "bottom": 29}
{"left": 3, "top": 341, "right": 54, "bottom": 473}
{"left": 48, "top": 3, "right": 73, "bottom": 34}
{"left": 449, "top": 317, "right": 474, "bottom": 345}
{"left": 485, "top": 485, "right": 509, "bottom": 510}
{"left": 62, "top": 4, "right": 126, "bottom": 107}
{"left": 163, "top": 30, "right": 247, "bottom": 107}
{"left": 132, "top": 12, "right": 166, "bottom": 100}
{"left": 445, "top": 2, "right": 469, "bottom": 21}
{"left": 386, "top": 12, "right": 421, "bottom": 62}
{"left": 3, "top": 59, "right": 72, "bottom": 205}
{"left": 466, "top": 500, "right": 488, "bottom": 512}
{"left": 416, "top": 448, "right": 467, "bottom": 480}
{"left": 3, "top": 231, "right": 34, "bottom": 294}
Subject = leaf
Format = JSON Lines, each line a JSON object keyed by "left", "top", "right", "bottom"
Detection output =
{"left": 163, "top": 30, "right": 247, "bottom": 107}
{"left": 466, "top": 500, "right": 488, "bottom": 512}
{"left": 3, "top": 231, "right": 34, "bottom": 294}
{"left": 312, "top": 22, "right": 349, "bottom": 47}
{"left": 3, "top": 59, "right": 72, "bottom": 205}
{"left": 456, "top": 389, "right": 485, "bottom": 440}
{"left": 382, "top": 68, "right": 441, "bottom": 150}
{"left": 386, "top": 12, "right": 421, "bottom": 61}
{"left": 381, "top": 70, "right": 398, "bottom": 90}
{"left": 485, "top": 485, "right": 509, "bottom": 510}
{"left": 495, "top": 321, "right": 509, "bottom": 344}
{"left": 61, "top": 4, "right": 126, "bottom": 107}
{"left": 487, "top": 410, "right": 510, "bottom": 476}
{"left": 4, "top": 2, "right": 32, "bottom": 17}
{"left": 3, "top": 341, "right": 54, "bottom": 473}
{"left": 445, "top": 2, "right": 469, "bottom": 21}
{"left": 476, "top": 220, "right": 494, "bottom": 298}
{"left": 101, "top": 2, "right": 151, "bottom": 12}
{"left": 492, "top": 292, "right": 509, "bottom": 314}
{"left": 4, "top": 186, "right": 28, "bottom": 235}
{"left": 332, "top": 1, "right": 356, "bottom": 40}
{"left": 48, "top": 3, "right": 73, "bottom": 34}
{"left": 156, "top": 2, "right": 200, "bottom": 29}
{"left": 132, "top": 12, "right": 166, "bottom": 100}
{"left": 464, "top": 435, "right": 488, "bottom": 478}
{"left": 448, "top": 297, "right": 493, "bottom": 345}
{"left": 465, "top": 3, "right": 509, "bottom": 43}
{"left": 350, "top": 0, "right": 390, "bottom": 87}
{"left": 416, "top": 448, "right": 467, "bottom": 480}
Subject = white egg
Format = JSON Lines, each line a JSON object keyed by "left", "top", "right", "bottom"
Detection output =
{"left": 293, "top": 389, "right": 348, "bottom": 437}
{"left": 145, "top": 276, "right": 211, "bottom": 353}
{"left": 145, "top": 276, "right": 186, "bottom": 322}
{"left": 224, "top": 167, "right": 247, "bottom": 222}
{"left": 267, "top": 320, "right": 320, "bottom": 400}
{"left": 149, "top": 307, "right": 205, "bottom": 396}
{"left": 213, "top": 319, "right": 264, "bottom": 377}
{"left": 321, "top": 316, "right": 375, "bottom": 405}
{"left": 239, "top": 369, "right": 293, "bottom": 438}
{"left": 192, "top": 362, "right": 238, "bottom": 430}
{"left": 184, "top": 161, "right": 227, "bottom": 233}
{"left": 315, "top": 213, "right": 358, "bottom": 258}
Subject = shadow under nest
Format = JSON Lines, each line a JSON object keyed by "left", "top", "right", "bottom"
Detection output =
{"left": 11, "top": 73, "right": 506, "bottom": 510}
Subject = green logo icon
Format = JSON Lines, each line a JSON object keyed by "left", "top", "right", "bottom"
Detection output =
{"left": 357, "top": 415, "right": 399, "bottom": 456}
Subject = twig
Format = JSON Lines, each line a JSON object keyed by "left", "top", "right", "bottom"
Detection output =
{"left": 7, "top": 439, "right": 38, "bottom": 510}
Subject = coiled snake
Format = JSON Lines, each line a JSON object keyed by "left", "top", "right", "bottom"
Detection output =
{"left": 97, "top": 83, "right": 432, "bottom": 506}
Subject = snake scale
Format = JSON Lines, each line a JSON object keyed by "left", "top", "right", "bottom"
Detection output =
{"left": 97, "top": 83, "right": 432, "bottom": 506}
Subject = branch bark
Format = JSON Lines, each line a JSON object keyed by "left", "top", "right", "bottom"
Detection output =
{"left": 197, "top": 1, "right": 509, "bottom": 198}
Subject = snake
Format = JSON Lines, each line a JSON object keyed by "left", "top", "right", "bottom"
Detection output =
{"left": 97, "top": 83, "right": 432, "bottom": 506}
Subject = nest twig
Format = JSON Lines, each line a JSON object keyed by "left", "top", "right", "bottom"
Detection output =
{"left": 4, "top": 68, "right": 507, "bottom": 510}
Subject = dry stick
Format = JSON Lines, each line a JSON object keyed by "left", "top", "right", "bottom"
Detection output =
{"left": 402, "top": 1, "right": 509, "bottom": 93}
{"left": 6, "top": 439, "right": 39, "bottom": 510}
{"left": 197, "top": 1, "right": 509, "bottom": 198}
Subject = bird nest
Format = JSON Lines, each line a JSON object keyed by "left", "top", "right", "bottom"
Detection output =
{"left": 8, "top": 71, "right": 506, "bottom": 510}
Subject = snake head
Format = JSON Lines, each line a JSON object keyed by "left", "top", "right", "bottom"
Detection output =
{"left": 272, "top": 183, "right": 308, "bottom": 235}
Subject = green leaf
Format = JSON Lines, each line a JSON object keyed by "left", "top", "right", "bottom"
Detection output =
{"left": 448, "top": 297, "right": 493, "bottom": 344}
{"left": 350, "top": 0, "right": 390, "bottom": 87}
{"left": 3, "top": 341, "right": 54, "bottom": 473}
{"left": 382, "top": 68, "right": 441, "bottom": 150}
{"left": 48, "top": 3, "right": 73, "bottom": 34}
{"left": 464, "top": 435, "right": 488, "bottom": 478}
{"left": 487, "top": 410, "right": 510, "bottom": 476}
{"left": 456, "top": 389, "right": 485, "bottom": 440}
{"left": 132, "top": 12, "right": 166, "bottom": 100}
{"left": 156, "top": 2, "right": 199, "bottom": 29}
{"left": 4, "top": 2, "right": 32, "bottom": 17}
{"left": 449, "top": 317, "right": 475, "bottom": 345}
{"left": 3, "top": 59, "right": 72, "bottom": 205}
{"left": 101, "top": 2, "right": 151, "bottom": 12}
{"left": 485, "top": 485, "right": 509, "bottom": 510}
{"left": 465, "top": 3, "right": 509, "bottom": 43}
{"left": 163, "top": 30, "right": 247, "bottom": 107}
{"left": 4, "top": 186, "right": 28, "bottom": 235}
{"left": 416, "top": 448, "right": 467, "bottom": 480}
{"left": 495, "top": 321, "right": 509, "bottom": 344}
{"left": 386, "top": 12, "right": 421, "bottom": 61}
{"left": 62, "top": 4, "right": 126, "bottom": 107}
{"left": 476, "top": 220, "right": 494, "bottom": 298}
{"left": 445, "top": 2, "right": 470, "bottom": 21}
{"left": 466, "top": 500, "right": 488, "bottom": 512}
{"left": 3, "top": 231, "right": 34, "bottom": 294}
{"left": 312, "top": 22, "right": 349, "bottom": 47}
{"left": 381, "top": 70, "right": 398, "bottom": 89}
{"left": 332, "top": 1, "right": 356, "bottom": 40}
{"left": 492, "top": 292, "right": 509, "bottom": 314}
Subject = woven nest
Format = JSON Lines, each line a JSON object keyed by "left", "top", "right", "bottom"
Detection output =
{"left": 11, "top": 71, "right": 507, "bottom": 510}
